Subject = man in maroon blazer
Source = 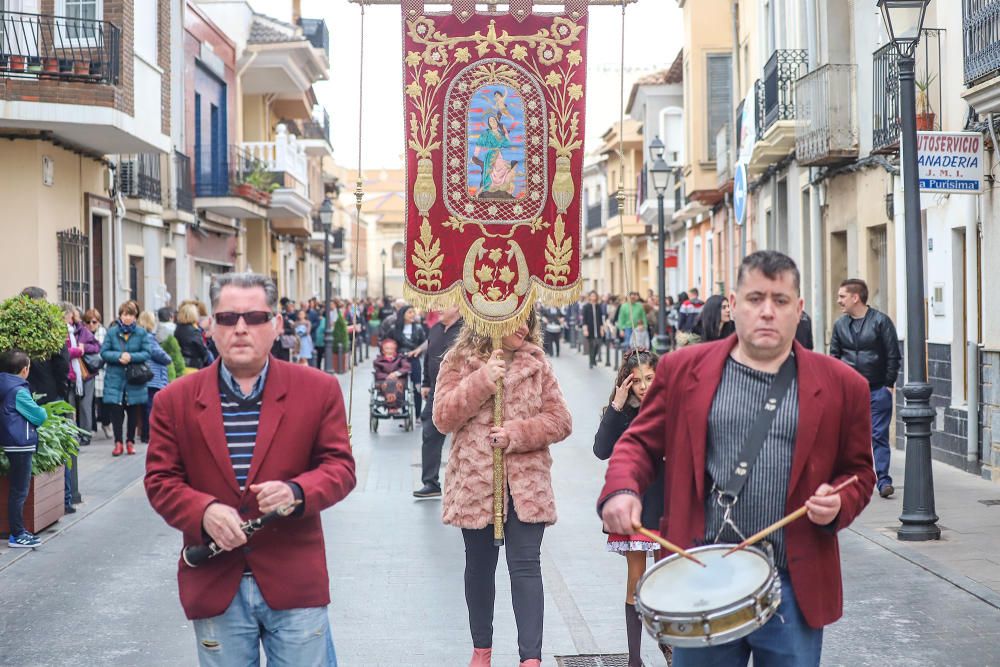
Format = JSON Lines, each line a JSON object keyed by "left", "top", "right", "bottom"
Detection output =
{"left": 600, "top": 251, "right": 875, "bottom": 667}
{"left": 145, "top": 273, "right": 356, "bottom": 666}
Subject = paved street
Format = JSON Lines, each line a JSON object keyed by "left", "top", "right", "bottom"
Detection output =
{"left": 2, "top": 346, "right": 1000, "bottom": 666}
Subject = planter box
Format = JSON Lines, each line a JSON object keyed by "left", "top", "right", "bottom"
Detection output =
{"left": 0, "top": 466, "right": 65, "bottom": 536}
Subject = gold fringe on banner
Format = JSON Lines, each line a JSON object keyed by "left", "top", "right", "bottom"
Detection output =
{"left": 404, "top": 280, "right": 581, "bottom": 340}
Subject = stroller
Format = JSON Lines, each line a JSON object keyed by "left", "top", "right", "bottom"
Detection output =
{"left": 369, "top": 341, "right": 414, "bottom": 433}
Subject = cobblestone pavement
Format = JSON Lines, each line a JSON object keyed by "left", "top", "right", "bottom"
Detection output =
{"left": 1, "top": 347, "right": 1000, "bottom": 666}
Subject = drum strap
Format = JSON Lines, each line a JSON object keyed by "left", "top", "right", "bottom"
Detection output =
{"left": 716, "top": 353, "right": 797, "bottom": 502}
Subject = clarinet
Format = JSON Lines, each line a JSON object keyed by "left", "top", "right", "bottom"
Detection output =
{"left": 181, "top": 500, "right": 302, "bottom": 568}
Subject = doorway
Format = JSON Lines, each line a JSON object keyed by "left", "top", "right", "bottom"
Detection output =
{"left": 128, "top": 255, "right": 145, "bottom": 307}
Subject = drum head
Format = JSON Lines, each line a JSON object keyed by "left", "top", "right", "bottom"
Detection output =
{"left": 638, "top": 545, "right": 772, "bottom": 613}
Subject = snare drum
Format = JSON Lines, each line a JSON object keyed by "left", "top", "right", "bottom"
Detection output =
{"left": 633, "top": 544, "right": 781, "bottom": 648}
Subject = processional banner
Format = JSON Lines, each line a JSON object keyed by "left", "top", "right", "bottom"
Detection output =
{"left": 401, "top": 0, "right": 588, "bottom": 336}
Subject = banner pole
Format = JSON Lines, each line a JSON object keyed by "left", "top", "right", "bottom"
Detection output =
{"left": 492, "top": 336, "right": 505, "bottom": 546}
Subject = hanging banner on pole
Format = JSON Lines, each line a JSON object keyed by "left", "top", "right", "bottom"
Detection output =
{"left": 400, "top": 0, "right": 587, "bottom": 337}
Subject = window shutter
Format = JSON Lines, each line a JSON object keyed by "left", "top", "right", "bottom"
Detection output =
{"left": 706, "top": 54, "right": 733, "bottom": 162}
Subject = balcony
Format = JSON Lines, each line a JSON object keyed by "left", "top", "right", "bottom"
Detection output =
{"left": 586, "top": 202, "right": 603, "bottom": 231}
{"left": 193, "top": 145, "right": 268, "bottom": 220}
{"left": 0, "top": 10, "right": 120, "bottom": 84}
{"left": 298, "top": 18, "right": 329, "bottom": 60}
{"left": 242, "top": 124, "right": 309, "bottom": 190}
{"left": 242, "top": 125, "right": 312, "bottom": 234}
{"left": 795, "top": 64, "right": 858, "bottom": 166}
{"left": 961, "top": 1, "right": 1000, "bottom": 113}
{"left": 299, "top": 106, "right": 333, "bottom": 157}
{"left": 716, "top": 123, "right": 732, "bottom": 186}
{"left": 605, "top": 189, "right": 647, "bottom": 238}
{"left": 748, "top": 50, "right": 807, "bottom": 171}
{"left": 118, "top": 154, "right": 162, "bottom": 211}
{"left": 174, "top": 151, "right": 193, "bottom": 214}
{"left": 310, "top": 221, "right": 346, "bottom": 262}
{"left": 873, "top": 30, "right": 943, "bottom": 154}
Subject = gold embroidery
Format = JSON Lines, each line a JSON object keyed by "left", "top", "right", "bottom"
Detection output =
{"left": 544, "top": 215, "right": 573, "bottom": 286}
{"left": 412, "top": 217, "right": 443, "bottom": 290}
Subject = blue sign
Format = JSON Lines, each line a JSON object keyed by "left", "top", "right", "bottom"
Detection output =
{"left": 733, "top": 162, "right": 748, "bottom": 226}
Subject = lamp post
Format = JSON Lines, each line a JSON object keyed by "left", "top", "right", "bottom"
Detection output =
{"left": 320, "top": 197, "right": 335, "bottom": 374}
{"left": 380, "top": 248, "right": 388, "bottom": 300}
{"left": 879, "top": 0, "right": 940, "bottom": 542}
{"left": 649, "top": 136, "right": 671, "bottom": 355}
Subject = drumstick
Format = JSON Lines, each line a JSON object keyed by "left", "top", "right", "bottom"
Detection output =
{"left": 722, "top": 475, "right": 860, "bottom": 558}
{"left": 633, "top": 526, "right": 707, "bottom": 568}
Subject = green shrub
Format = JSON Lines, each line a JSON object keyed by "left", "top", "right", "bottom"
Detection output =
{"left": 332, "top": 314, "right": 349, "bottom": 350}
{"left": 0, "top": 400, "right": 84, "bottom": 476}
{"left": 0, "top": 295, "right": 66, "bottom": 360}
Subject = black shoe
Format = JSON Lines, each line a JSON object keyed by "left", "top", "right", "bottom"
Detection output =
{"left": 413, "top": 484, "right": 442, "bottom": 499}
{"left": 879, "top": 484, "right": 895, "bottom": 498}
{"left": 64, "top": 505, "right": 77, "bottom": 514}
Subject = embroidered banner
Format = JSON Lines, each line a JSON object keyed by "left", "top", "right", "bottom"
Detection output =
{"left": 401, "top": 1, "right": 587, "bottom": 337}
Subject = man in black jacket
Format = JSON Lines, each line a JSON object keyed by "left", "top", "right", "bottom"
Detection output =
{"left": 413, "top": 307, "right": 463, "bottom": 499}
{"left": 581, "top": 291, "right": 606, "bottom": 368}
{"left": 830, "top": 278, "right": 901, "bottom": 498}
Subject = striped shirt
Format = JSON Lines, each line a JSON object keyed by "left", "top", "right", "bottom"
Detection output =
{"left": 218, "top": 369, "right": 265, "bottom": 490}
{"left": 704, "top": 357, "right": 798, "bottom": 569}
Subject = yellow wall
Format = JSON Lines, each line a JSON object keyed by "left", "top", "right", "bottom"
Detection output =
{"left": 0, "top": 140, "right": 106, "bottom": 299}
{"left": 682, "top": 0, "right": 734, "bottom": 195}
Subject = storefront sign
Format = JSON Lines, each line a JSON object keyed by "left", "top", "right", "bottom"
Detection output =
{"left": 917, "top": 132, "right": 984, "bottom": 194}
{"left": 664, "top": 247, "right": 678, "bottom": 269}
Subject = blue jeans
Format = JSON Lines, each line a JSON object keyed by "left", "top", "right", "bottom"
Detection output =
{"left": 871, "top": 386, "right": 893, "bottom": 489}
{"left": 622, "top": 328, "right": 634, "bottom": 349}
{"left": 672, "top": 572, "right": 823, "bottom": 667}
{"left": 6, "top": 452, "right": 33, "bottom": 537}
{"left": 193, "top": 576, "right": 337, "bottom": 667}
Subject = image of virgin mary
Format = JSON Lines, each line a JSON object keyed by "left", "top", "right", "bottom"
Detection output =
{"left": 473, "top": 114, "right": 519, "bottom": 200}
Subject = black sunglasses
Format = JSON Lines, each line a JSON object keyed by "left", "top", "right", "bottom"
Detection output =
{"left": 214, "top": 311, "right": 274, "bottom": 327}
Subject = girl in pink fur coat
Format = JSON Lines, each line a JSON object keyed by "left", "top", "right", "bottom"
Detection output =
{"left": 433, "top": 309, "right": 572, "bottom": 667}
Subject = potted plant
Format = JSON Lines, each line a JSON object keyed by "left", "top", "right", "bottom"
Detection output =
{"left": 916, "top": 73, "right": 937, "bottom": 131}
{"left": 242, "top": 163, "right": 279, "bottom": 205}
{"left": 9, "top": 54, "right": 26, "bottom": 71}
{"left": 43, "top": 56, "right": 59, "bottom": 74}
{"left": 26, "top": 56, "right": 42, "bottom": 74}
{"left": 0, "top": 401, "right": 83, "bottom": 535}
{"left": 73, "top": 59, "right": 90, "bottom": 76}
{"left": 332, "top": 315, "right": 349, "bottom": 373}
{"left": 59, "top": 58, "right": 73, "bottom": 75}
{"left": 0, "top": 296, "right": 68, "bottom": 362}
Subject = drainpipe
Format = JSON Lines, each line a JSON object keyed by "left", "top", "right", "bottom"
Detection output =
{"left": 109, "top": 162, "right": 129, "bottom": 306}
{"left": 967, "top": 180, "right": 982, "bottom": 469}
{"left": 810, "top": 179, "right": 825, "bottom": 349}
{"left": 732, "top": 0, "right": 741, "bottom": 276}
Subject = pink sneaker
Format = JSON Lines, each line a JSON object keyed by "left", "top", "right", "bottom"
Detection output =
{"left": 469, "top": 648, "right": 492, "bottom": 667}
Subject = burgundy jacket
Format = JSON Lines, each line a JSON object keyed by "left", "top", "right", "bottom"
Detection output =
{"left": 144, "top": 357, "right": 356, "bottom": 620}
{"left": 598, "top": 337, "right": 876, "bottom": 629}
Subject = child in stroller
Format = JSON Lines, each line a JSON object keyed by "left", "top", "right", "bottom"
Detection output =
{"left": 373, "top": 338, "right": 411, "bottom": 414}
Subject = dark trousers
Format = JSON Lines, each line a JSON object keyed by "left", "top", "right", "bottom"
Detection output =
{"left": 409, "top": 356, "right": 423, "bottom": 418}
{"left": 108, "top": 402, "right": 143, "bottom": 443}
{"left": 462, "top": 504, "right": 545, "bottom": 662}
{"left": 871, "top": 386, "right": 894, "bottom": 489}
{"left": 420, "top": 392, "right": 446, "bottom": 488}
{"left": 141, "top": 387, "right": 161, "bottom": 442}
{"left": 6, "top": 452, "right": 33, "bottom": 536}
{"left": 544, "top": 331, "right": 561, "bottom": 356}
{"left": 586, "top": 336, "right": 600, "bottom": 367}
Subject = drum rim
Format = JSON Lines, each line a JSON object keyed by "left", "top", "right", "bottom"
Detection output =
{"left": 633, "top": 543, "right": 775, "bottom": 617}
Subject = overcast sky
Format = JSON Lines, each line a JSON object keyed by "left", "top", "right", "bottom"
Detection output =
{"left": 252, "top": 0, "right": 683, "bottom": 170}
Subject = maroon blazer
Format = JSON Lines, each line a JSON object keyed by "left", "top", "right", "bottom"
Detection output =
{"left": 599, "top": 337, "right": 876, "bottom": 629}
{"left": 144, "top": 357, "right": 356, "bottom": 620}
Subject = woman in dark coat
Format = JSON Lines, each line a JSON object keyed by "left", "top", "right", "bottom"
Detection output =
{"left": 390, "top": 305, "right": 427, "bottom": 417}
{"left": 594, "top": 349, "right": 664, "bottom": 667}
{"left": 691, "top": 294, "right": 736, "bottom": 343}
{"left": 100, "top": 301, "right": 151, "bottom": 457}
{"left": 175, "top": 303, "right": 212, "bottom": 370}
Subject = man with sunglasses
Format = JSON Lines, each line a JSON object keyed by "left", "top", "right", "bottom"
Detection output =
{"left": 145, "top": 273, "right": 356, "bottom": 667}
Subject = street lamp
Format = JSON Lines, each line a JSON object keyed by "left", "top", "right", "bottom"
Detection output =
{"left": 380, "top": 247, "right": 388, "bottom": 301}
{"left": 320, "top": 197, "right": 335, "bottom": 374}
{"left": 879, "top": 0, "right": 940, "bottom": 542}
{"left": 648, "top": 136, "right": 671, "bottom": 355}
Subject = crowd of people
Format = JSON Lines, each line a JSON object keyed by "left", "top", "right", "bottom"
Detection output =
{"left": 2, "top": 254, "right": 902, "bottom": 667}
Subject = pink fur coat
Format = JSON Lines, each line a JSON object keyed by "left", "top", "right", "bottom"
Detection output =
{"left": 433, "top": 343, "right": 572, "bottom": 529}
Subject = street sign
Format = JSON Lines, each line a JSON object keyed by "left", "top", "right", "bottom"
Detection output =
{"left": 917, "top": 131, "right": 984, "bottom": 194}
{"left": 664, "top": 247, "right": 678, "bottom": 269}
{"left": 733, "top": 162, "right": 748, "bottom": 226}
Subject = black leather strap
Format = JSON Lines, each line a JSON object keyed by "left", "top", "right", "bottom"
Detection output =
{"left": 718, "top": 353, "right": 797, "bottom": 500}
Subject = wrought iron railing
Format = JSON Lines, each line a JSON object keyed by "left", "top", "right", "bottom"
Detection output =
{"left": 298, "top": 17, "right": 329, "bottom": 58}
{"left": 872, "top": 29, "right": 943, "bottom": 153}
{"left": 174, "top": 151, "right": 193, "bottom": 212}
{"left": 761, "top": 49, "right": 808, "bottom": 134}
{"left": 795, "top": 64, "right": 859, "bottom": 166}
{"left": 302, "top": 107, "right": 331, "bottom": 145}
{"left": 57, "top": 228, "right": 90, "bottom": 309}
{"left": 118, "top": 154, "right": 162, "bottom": 203}
{"left": 0, "top": 10, "right": 120, "bottom": 84}
{"left": 586, "top": 202, "right": 603, "bottom": 230}
{"left": 963, "top": 0, "right": 1000, "bottom": 85}
{"left": 195, "top": 145, "right": 264, "bottom": 198}
{"left": 607, "top": 189, "right": 637, "bottom": 220}
{"left": 755, "top": 79, "right": 765, "bottom": 141}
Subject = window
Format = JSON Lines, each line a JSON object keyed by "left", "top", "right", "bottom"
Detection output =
{"left": 391, "top": 242, "right": 405, "bottom": 270}
{"left": 660, "top": 108, "right": 684, "bottom": 164}
{"left": 58, "top": 0, "right": 103, "bottom": 43}
{"left": 706, "top": 54, "right": 733, "bottom": 162}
